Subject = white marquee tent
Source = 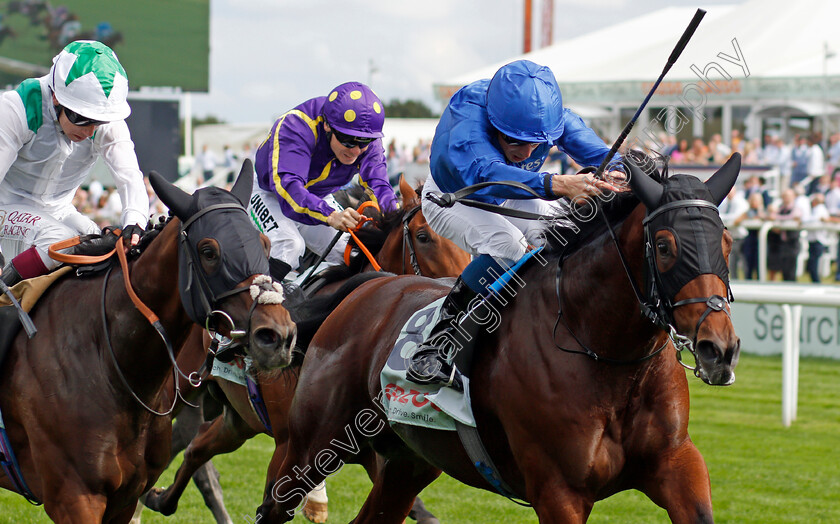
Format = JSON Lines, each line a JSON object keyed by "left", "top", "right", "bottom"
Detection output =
{"left": 435, "top": 0, "right": 840, "bottom": 143}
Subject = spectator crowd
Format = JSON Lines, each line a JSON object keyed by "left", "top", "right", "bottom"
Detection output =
{"left": 110, "top": 127, "right": 840, "bottom": 284}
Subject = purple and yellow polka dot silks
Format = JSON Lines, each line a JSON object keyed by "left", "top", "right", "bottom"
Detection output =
{"left": 323, "top": 82, "right": 385, "bottom": 138}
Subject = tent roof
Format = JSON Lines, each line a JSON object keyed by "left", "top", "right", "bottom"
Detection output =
{"left": 436, "top": 0, "right": 840, "bottom": 97}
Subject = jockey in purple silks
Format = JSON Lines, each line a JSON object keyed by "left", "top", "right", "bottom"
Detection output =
{"left": 250, "top": 81, "right": 397, "bottom": 281}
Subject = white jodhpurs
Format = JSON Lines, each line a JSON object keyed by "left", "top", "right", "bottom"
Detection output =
{"left": 248, "top": 187, "right": 349, "bottom": 269}
{"left": 0, "top": 203, "right": 99, "bottom": 270}
{"left": 421, "top": 177, "right": 556, "bottom": 262}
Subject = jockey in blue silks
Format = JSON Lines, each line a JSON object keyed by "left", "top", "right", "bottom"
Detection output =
{"left": 407, "top": 59, "right": 625, "bottom": 391}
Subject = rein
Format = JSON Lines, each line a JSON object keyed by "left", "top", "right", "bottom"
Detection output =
{"left": 401, "top": 205, "right": 423, "bottom": 275}
{"left": 100, "top": 238, "right": 183, "bottom": 416}
{"left": 343, "top": 201, "right": 382, "bottom": 272}
{"left": 428, "top": 183, "right": 729, "bottom": 371}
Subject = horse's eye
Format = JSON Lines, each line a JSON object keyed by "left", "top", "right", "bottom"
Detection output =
{"left": 656, "top": 241, "right": 670, "bottom": 257}
{"left": 415, "top": 230, "right": 431, "bottom": 243}
{"left": 200, "top": 246, "right": 218, "bottom": 261}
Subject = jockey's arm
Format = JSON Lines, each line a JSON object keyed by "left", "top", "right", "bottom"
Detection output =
{"left": 94, "top": 120, "right": 148, "bottom": 245}
{"left": 356, "top": 143, "right": 397, "bottom": 213}
{"left": 0, "top": 91, "right": 31, "bottom": 189}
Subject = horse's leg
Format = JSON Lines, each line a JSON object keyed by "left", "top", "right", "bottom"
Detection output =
{"left": 302, "top": 481, "right": 328, "bottom": 523}
{"left": 641, "top": 441, "right": 714, "bottom": 524}
{"left": 105, "top": 502, "right": 141, "bottom": 524}
{"left": 191, "top": 461, "right": 235, "bottom": 524}
{"left": 356, "top": 447, "right": 440, "bottom": 524}
{"left": 179, "top": 393, "right": 235, "bottom": 524}
{"left": 351, "top": 455, "right": 441, "bottom": 524}
{"left": 144, "top": 408, "right": 257, "bottom": 517}
{"left": 43, "top": 490, "right": 107, "bottom": 524}
{"left": 128, "top": 502, "right": 144, "bottom": 524}
{"left": 408, "top": 496, "right": 441, "bottom": 524}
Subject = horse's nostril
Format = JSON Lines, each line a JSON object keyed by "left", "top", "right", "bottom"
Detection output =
{"left": 254, "top": 327, "right": 280, "bottom": 349}
{"left": 696, "top": 339, "right": 722, "bottom": 364}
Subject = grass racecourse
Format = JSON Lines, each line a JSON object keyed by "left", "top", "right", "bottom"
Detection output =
{"left": 1, "top": 353, "right": 839, "bottom": 523}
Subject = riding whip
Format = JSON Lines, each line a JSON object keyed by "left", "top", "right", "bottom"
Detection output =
{"left": 0, "top": 280, "right": 37, "bottom": 338}
{"left": 594, "top": 8, "right": 706, "bottom": 178}
{"left": 299, "top": 230, "right": 343, "bottom": 289}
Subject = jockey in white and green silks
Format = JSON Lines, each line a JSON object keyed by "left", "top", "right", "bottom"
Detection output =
{"left": 0, "top": 40, "right": 147, "bottom": 286}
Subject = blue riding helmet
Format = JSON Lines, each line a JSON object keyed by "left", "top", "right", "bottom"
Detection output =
{"left": 323, "top": 81, "right": 385, "bottom": 139}
{"left": 486, "top": 60, "right": 564, "bottom": 143}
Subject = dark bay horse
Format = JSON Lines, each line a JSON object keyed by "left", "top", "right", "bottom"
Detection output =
{"left": 0, "top": 161, "right": 297, "bottom": 523}
{"left": 143, "top": 176, "right": 468, "bottom": 523}
{"left": 255, "top": 153, "right": 742, "bottom": 523}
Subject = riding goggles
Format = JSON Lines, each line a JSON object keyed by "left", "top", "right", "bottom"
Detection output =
{"left": 61, "top": 106, "right": 105, "bottom": 127}
{"left": 332, "top": 129, "right": 375, "bottom": 149}
{"left": 499, "top": 132, "right": 541, "bottom": 147}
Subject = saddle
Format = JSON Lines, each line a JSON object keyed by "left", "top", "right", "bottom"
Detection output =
{"left": 0, "top": 230, "right": 128, "bottom": 369}
{"left": 0, "top": 267, "right": 73, "bottom": 370}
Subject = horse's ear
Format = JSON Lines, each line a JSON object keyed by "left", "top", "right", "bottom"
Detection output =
{"left": 624, "top": 155, "right": 663, "bottom": 210}
{"left": 149, "top": 171, "right": 192, "bottom": 219}
{"left": 399, "top": 174, "right": 419, "bottom": 208}
{"left": 229, "top": 159, "right": 254, "bottom": 207}
{"left": 704, "top": 152, "right": 741, "bottom": 205}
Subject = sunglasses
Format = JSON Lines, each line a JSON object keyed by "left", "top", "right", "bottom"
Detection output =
{"left": 499, "top": 132, "right": 541, "bottom": 147}
{"left": 332, "top": 129, "right": 375, "bottom": 149}
{"left": 61, "top": 106, "right": 105, "bottom": 127}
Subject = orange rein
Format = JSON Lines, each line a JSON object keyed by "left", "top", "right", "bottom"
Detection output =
{"left": 343, "top": 201, "right": 382, "bottom": 272}
{"left": 49, "top": 234, "right": 159, "bottom": 324}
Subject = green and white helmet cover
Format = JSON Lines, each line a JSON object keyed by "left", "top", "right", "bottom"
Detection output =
{"left": 49, "top": 40, "right": 130, "bottom": 122}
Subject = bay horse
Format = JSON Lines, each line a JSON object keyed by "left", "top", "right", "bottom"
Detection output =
{"left": 0, "top": 161, "right": 297, "bottom": 523}
{"left": 142, "top": 176, "right": 468, "bottom": 523}
{"left": 254, "top": 152, "right": 742, "bottom": 523}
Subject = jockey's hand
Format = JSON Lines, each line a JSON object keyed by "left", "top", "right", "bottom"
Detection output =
{"left": 551, "top": 172, "right": 625, "bottom": 205}
{"left": 603, "top": 170, "right": 630, "bottom": 192}
{"left": 326, "top": 208, "right": 362, "bottom": 232}
{"left": 121, "top": 224, "right": 143, "bottom": 248}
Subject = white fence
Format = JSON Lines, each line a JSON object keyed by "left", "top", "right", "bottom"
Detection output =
{"left": 730, "top": 281, "right": 840, "bottom": 426}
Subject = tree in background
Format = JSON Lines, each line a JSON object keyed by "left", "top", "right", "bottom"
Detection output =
{"left": 384, "top": 99, "right": 438, "bottom": 118}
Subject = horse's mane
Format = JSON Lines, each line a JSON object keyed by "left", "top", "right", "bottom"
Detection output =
{"left": 542, "top": 152, "right": 668, "bottom": 260}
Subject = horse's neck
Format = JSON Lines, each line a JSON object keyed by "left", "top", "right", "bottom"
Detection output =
{"left": 375, "top": 227, "right": 403, "bottom": 273}
{"left": 110, "top": 222, "right": 193, "bottom": 395}
{"left": 557, "top": 204, "right": 660, "bottom": 357}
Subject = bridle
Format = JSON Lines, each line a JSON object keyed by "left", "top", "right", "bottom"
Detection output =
{"left": 595, "top": 198, "right": 732, "bottom": 373}
{"left": 100, "top": 204, "right": 267, "bottom": 416}
{"left": 638, "top": 199, "right": 732, "bottom": 372}
{"left": 401, "top": 204, "right": 424, "bottom": 276}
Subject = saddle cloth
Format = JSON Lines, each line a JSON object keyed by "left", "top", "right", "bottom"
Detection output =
{"left": 0, "top": 266, "right": 73, "bottom": 371}
{"left": 0, "top": 266, "right": 73, "bottom": 311}
{"left": 379, "top": 297, "right": 476, "bottom": 432}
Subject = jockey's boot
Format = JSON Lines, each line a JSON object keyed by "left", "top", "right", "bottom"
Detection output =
{"left": 269, "top": 258, "right": 292, "bottom": 282}
{"left": 0, "top": 264, "right": 23, "bottom": 288}
{"left": 406, "top": 276, "right": 479, "bottom": 392}
{"left": 1, "top": 247, "right": 49, "bottom": 288}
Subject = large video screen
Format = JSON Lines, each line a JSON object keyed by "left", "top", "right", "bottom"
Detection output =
{"left": 0, "top": 0, "right": 209, "bottom": 91}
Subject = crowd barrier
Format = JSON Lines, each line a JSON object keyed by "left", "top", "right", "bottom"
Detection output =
{"left": 730, "top": 281, "right": 840, "bottom": 426}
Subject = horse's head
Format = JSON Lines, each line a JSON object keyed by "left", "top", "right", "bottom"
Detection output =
{"left": 627, "top": 152, "right": 741, "bottom": 385}
{"left": 395, "top": 176, "right": 470, "bottom": 277}
{"left": 149, "top": 161, "right": 296, "bottom": 371}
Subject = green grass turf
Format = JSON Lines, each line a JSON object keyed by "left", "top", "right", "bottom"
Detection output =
{"left": 1, "top": 353, "right": 839, "bottom": 522}
{"left": 0, "top": 0, "right": 208, "bottom": 91}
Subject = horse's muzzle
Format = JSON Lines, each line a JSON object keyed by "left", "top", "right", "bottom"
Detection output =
{"left": 694, "top": 335, "right": 740, "bottom": 386}
{"left": 249, "top": 323, "right": 297, "bottom": 371}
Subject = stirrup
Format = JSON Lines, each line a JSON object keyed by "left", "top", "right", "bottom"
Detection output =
{"left": 444, "top": 365, "right": 464, "bottom": 392}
